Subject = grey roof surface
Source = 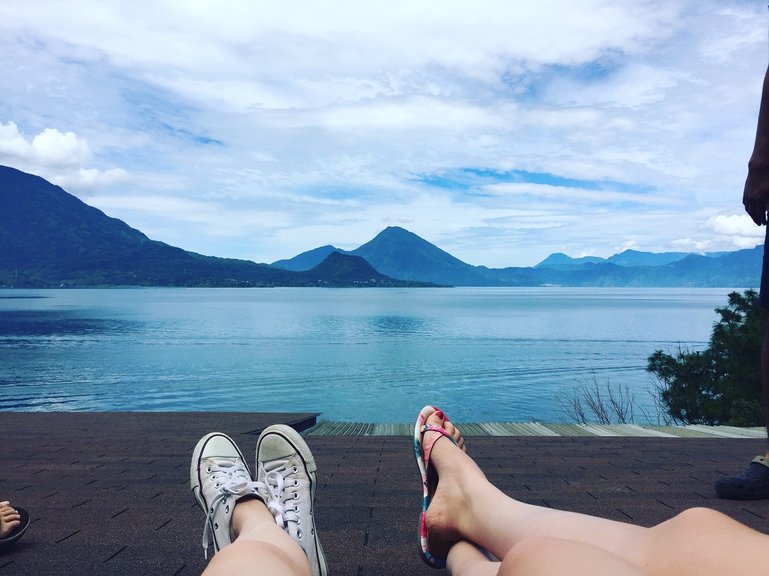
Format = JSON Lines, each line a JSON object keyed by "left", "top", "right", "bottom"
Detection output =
{"left": 1, "top": 412, "right": 768, "bottom": 576}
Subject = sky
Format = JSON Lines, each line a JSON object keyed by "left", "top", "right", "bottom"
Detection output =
{"left": 1, "top": 1, "right": 768, "bottom": 268}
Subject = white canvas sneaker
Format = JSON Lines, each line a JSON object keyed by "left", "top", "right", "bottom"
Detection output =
{"left": 256, "top": 425, "right": 329, "bottom": 576}
{"left": 190, "top": 432, "right": 266, "bottom": 559}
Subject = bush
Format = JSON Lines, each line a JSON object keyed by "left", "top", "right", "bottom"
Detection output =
{"left": 646, "top": 289, "right": 765, "bottom": 426}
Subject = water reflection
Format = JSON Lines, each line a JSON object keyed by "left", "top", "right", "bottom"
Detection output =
{"left": 0, "top": 310, "right": 134, "bottom": 337}
{"left": 370, "top": 315, "right": 429, "bottom": 335}
{"left": 0, "top": 287, "right": 726, "bottom": 419}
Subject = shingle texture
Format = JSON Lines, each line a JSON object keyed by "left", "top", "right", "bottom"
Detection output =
{"left": 1, "top": 413, "right": 767, "bottom": 575}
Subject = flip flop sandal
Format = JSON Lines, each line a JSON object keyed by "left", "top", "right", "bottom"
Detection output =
{"left": 413, "top": 405, "right": 459, "bottom": 569}
{"left": 0, "top": 506, "right": 30, "bottom": 547}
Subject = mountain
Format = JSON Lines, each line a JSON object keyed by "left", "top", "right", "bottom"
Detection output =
{"left": 302, "top": 251, "right": 438, "bottom": 287}
{"left": 280, "top": 228, "right": 763, "bottom": 288}
{"left": 351, "top": 227, "right": 489, "bottom": 285}
{"left": 536, "top": 249, "right": 732, "bottom": 269}
{"left": 273, "top": 227, "right": 489, "bottom": 284}
{"left": 535, "top": 253, "right": 605, "bottom": 270}
{"left": 3, "top": 164, "right": 762, "bottom": 288}
{"left": 607, "top": 249, "right": 693, "bottom": 267}
{"left": 272, "top": 245, "right": 342, "bottom": 271}
{"left": 0, "top": 166, "right": 425, "bottom": 288}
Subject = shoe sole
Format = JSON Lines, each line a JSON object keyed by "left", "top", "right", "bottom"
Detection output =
{"left": 190, "top": 432, "right": 252, "bottom": 554}
{"left": 714, "top": 480, "right": 769, "bottom": 500}
{"left": 256, "top": 425, "right": 327, "bottom": 576}
{"left": 413, "top": 405, "right": 451, "bottom": 569}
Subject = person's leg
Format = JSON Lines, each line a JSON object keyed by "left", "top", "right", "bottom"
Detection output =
{"left": 421, "top": 408, "right": 769, "bottom": 576}
{"left": 422, "top": 410, "right": 647, "bottom": 564}
{"left": 191, "top": 431, "right": 313, "bottom": 576}
{"left": 446, "top": 537, "right": 646, "bottom": 576}
{"left": 445, "top": 541, "right": 500, "bottom": 576}
{"left": 255, "top": 424, "right": 328, "bottom": 576}
{"left": 202, "top": 499, "right": 310, "bottom": 576}
{"left": 498, "top": 537, "right": 647, "bottom": 576}
{"left": 762, "top": 313, "right": 769, "bottom": 449}
{"left": 638, "top": 507, "right": 768, "bottom": 576}
{"left": 714, "top": 299, "right": 769, "bottom": 499}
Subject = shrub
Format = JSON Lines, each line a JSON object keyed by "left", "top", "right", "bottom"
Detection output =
{"left": 646, "top": 289, "right": 764, "bottom": 426}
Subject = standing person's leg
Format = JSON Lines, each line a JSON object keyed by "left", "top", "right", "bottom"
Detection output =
{"left": 416, "top": 406, "right": 769, "bottom": 576}
{"left": 729, "top": 56, "right": 769, "bottom": 499}
{"left": 760, "top": 310, "right": 769, "bottom": 457}
{"left": 714, "top": 241, "right": 769, "bottom": 500}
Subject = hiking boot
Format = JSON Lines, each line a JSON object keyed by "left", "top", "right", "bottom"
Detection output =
{"left": 191, "top": 432, "right": 267, "bottom": 558}
{"left": 256, "top": 425, "right": 328, "bottom": 576}
{"left": 715, "top": 456, "right": 769, "bottom": 500}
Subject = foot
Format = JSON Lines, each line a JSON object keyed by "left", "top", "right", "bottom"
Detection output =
{"left": 190, "top": 432, "right": 267, "bottom": 558}
{"left": 416, "top": 406, "right": 485, "bottom": 566}
{"left": 0, "top": 501, "right": 29, "bottom": 547}
{"left": 0, "top": 502, "right": 20, "bottom": 539}
{"left": 256, "top": 425, "right": 328, "bottom": 576}
{"left": 715, "top": 456, "right": 769, "bottom": 500}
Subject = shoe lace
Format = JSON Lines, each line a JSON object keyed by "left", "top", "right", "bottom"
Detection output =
{"left": 263, "top": 461, "right": 301, "bottom": 533}
{"left": 202, "top": 459, "right": 265, "bottom": 559}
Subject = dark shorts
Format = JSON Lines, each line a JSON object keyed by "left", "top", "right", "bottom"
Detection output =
{"left": 762, "top": 226, "right": 769, "bottom": 308}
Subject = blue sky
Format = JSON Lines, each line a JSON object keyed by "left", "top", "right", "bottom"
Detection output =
{"left": 0, "top": 0, "right": 767, "bottom": 267}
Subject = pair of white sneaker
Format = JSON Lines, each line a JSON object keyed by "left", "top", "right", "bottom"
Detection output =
{"left": 190, "top": 425, "right": 328, "bottom": 576}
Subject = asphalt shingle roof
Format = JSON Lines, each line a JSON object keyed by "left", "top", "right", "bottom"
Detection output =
{"left": 1, "top": 412, "right": 767, "bottom": 575}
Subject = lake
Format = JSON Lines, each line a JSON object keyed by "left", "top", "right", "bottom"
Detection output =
{"left": 0, "top": 287, "right": 742, "bottom": 423}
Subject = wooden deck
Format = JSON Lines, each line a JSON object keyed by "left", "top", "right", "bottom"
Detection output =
{"left": 306, "top": 420, "right": 768, "bottom": 438}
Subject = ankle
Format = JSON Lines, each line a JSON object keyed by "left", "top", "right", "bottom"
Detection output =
{"left": 424, "top": 477, "right": 468, "bottom": 555}
{"left": 429, "top": 439, "right": 485, "bottom": 487}
{"left": 231, "top": 497, "right": 274, "bottom": 540}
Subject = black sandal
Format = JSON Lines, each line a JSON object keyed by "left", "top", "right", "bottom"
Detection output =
{"left": 0, "top": 506, "right": 30, "bottom": 547}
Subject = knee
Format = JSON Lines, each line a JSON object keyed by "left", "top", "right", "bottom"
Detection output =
{"left": 670, "top": 506, "right": 723, "bottom": 526}
{"left": 501, "top": 537, "right": 646, "bottom": 576}
{"left": 659, "top": 506, "right": 733, "bottom": 537}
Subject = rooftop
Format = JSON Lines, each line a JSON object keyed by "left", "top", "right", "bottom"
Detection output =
{"left": 1, "top": 412, "right": 767, "bottom": 575}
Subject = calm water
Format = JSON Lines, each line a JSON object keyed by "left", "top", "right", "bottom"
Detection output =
{"left": 0, "top": 287, "right": 740, "bottom": 422}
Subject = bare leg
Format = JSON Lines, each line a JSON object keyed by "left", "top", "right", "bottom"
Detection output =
{"left": 423, "top": 411, "right": 769, "bottom": 576}
{"left": 446, "top": 541, "right": 500, "bottom": 576}
{"left": 447, "top": 537, "right": 646, "bottom": 576}
{"left": 203, "top": 499, "right": 310, "bottom": 576}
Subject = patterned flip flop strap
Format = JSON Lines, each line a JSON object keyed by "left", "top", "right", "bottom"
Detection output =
{"left": 421, "top": 424, "right": 458, "bottom": 471}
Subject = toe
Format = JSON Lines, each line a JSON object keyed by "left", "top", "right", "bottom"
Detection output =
{"left": 425, "top": 409, "right": 466, "bottom": 452}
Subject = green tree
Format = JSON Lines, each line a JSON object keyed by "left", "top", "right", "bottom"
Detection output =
{"left": 647, "top": 289, "right": 765, "bottom": 426}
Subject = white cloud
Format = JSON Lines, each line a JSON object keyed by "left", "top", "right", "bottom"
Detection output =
{"left": 31, "top": 128, "right": 91, "bottom": 166}
{"left": 0, "top": 121, "right": 28, "bottom": 158}
{"left": 671, "top": 238, "right": 713, "bottom": 252}
{"left": 704, "top": 213, "right": 765, "bottom": 249}
{"left": 0, "top": 121, "right": 91, "bottom": 167}
{"left": 707, "top": 213, "right": 760, "bottom": 236}
{"left": 0, "top": 1, "right": 766, "bottom": 267}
